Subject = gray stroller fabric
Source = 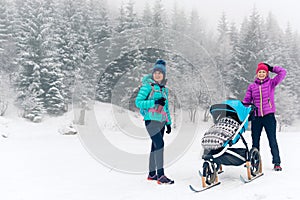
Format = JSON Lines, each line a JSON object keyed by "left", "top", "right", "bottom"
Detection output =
{"left": 201, "top": 117, "right": 240, "bottom": 150}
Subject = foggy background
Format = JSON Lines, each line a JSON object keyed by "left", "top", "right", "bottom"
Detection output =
{"left": 107, "top": 0, "right": 300, "bottom": 31}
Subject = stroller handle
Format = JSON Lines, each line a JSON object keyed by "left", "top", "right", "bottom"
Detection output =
{"left": 242, "top": 102, "right": 258, "bottom": 116}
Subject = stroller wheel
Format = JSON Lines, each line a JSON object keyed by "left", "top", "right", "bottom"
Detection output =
{"left": 249, "top": 147, "right": 261, "bottom": 176}
{"left": 202, "top": 161, "right": 217, "bottom": 185}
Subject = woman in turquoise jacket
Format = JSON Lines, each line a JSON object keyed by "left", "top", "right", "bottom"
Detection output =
{"left": 135, "top": 59, "right": 174, "bottom": 184}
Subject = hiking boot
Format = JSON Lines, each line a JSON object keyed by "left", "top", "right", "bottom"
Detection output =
{"left": 274, "top": 163, "right": 282, "bottom": 171}
{"left": 157, "top": 175, "right": 174, "bottom": 184}
{"left": 147, "top": 174, "right": 158, "bottom": 181}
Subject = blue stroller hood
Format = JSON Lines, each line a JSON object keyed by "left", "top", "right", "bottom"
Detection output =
{"left": 210, "top": 99, "right": 252, "bottom": 130}
{"left": 208, "top": 99, "right": 253, "bottom": 146}
{"left": 222, "top": 100, "right": 252, "bottom": 123}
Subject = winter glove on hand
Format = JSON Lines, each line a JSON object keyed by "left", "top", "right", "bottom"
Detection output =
{"left": 263, "top": 63, "right": 273, "bottom": 72}
{"left": 166, "top": 125, "right": 171, "bottom": 134}
{"left": 155, "top": 98, "right": 166, "bottom": 106}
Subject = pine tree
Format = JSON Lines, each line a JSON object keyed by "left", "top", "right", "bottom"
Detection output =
{"left": 40, "top": 0, "right": 66, "bottom": 115}
{"left": 187, "top": 8, "right": 205, "bottom": 44}
{"left": 274, "top": 25, "right": 299, "bottom": 123}
{"left": 0, "top": 0, "right": 17, "bottom": 105}
{"left": 141, "top": 1, "right": 152, "bottom": 27}
{"left": 0, "top": 0, "right": 9, "bottom": 55}
{"left": 15, "top": 0, "right": 46, "bottom": 121}
{"left": 88, "top": 0, "right": 111, "bottom": 72}
{"left": 281, "top": 25, "right": 297, "bottom": 95}
{"left": 75, "top": 0, "right": 100, "bottom": 106}
{"left": 227, "top": 22, "right": 240, "bottom": 97}
{"left": 292, "top": 33, "right": 300, "bottom": 117}
{"left": 98, "top": 0, "right": 146, "bottom": 105}
{"left": 264, "top": 12, "right": 284, "bottom": 63}
{"left": 150, "top": 0, "right": 169, "bottom": 48}
{"left": 0, "top": 0, "right": 16, "bottom": 74}
{"left": 56, "top": 0, "right": 84, "bottom": 104}
{"left": 290, "top": 32, "right": 300, "bottom": 110}
{"left": 231, "top": 8, "right": 266, "bottom": 100}
{"left": 171, "top": 2, "right": 187, "bottom": 34}
{"left": 109, "top": 0, "right": 141, "bottom": 59}
{"left": 215, "top": 13, "right": 232, "bottom": 97}
{"left": 0, "top": 0, "right": 12, "bottom": 114}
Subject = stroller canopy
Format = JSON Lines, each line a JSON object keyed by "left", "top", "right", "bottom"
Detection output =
{"left": 210, "top": 99, "right": 252, "bottom": 124}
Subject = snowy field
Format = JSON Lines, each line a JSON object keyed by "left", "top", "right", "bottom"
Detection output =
{"left": 0, "top": 102, "right": 299, "bottom": 200}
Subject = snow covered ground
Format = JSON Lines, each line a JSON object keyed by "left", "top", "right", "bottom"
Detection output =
{"left": 0, "top": 102, "right": 299, "bottom": 200}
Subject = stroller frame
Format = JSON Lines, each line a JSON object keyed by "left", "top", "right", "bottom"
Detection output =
{"left": 190, "top": 100, "right": 263, "bottom": 192}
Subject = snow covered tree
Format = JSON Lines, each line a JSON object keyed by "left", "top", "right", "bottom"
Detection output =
{"left": 274, "top": 25, "right": 300, "bottom": 122}
{"left": 275, "top": 87, "right": 296, "bottom": 126}
{"left": 97, "top": 0, "right": 146, "bottom": 104}
{"left": 231, "top": 8, "right": 266, "bottom": 100}
{"left": 108, "top": 0, "right": 141, "bottom": 60}
{"left": 55, "top": 0, "right": 95, "bottom": 107}
{"left": 227, "top": 22, "right": 241, "bottom": 97}
{"left": 56, "top": 0, "right": 83, "bottom": 105}
{"left": 215, "top": 13, "right": 233, "bottom": 96}
{"left": 141, "top": 1, "right": 152, "bottom": 27}
{"left": 0, "top": 0, "right": 17, "bottom": 113}
{"left": 39, "top": 0, "right": 66, "bottom": 115}
{"left": 264, "top": 12, "right": 284, "bottom": 63}
{"left": 0, "top": 0, "right": 10, "bottom": 55}
{"left": 116, "top": 0, "right": 139, "bottom": 34}
{"left": 0, "top": 0, "right": 16, "bottom": 74}
{"left": 170, "top": 2, "right": 187, "bottom": 35}
{"left": 14, "top": 0, "right": 47, "bottom": 121}
{"left": 290, "top": 33, "right": 300, "bottom": 115}
{"left": 187, "top": 8, "right": 206, "bottom": 45}
{"left": 88, "top": 0, "right": 111, "bottom": 73}
{"left": 14, "top": 0, "right": 66, "bottom": 118}
{"left": 286, "top": 29, "right": 300, "bottom": 104}
{"left": 89, "top": 0, "right": 111, "bottom": 44}
{"left": 150, "top": 0, "right": 170, "bottom": 49}
{"left": 69, "top": 0, "right": 101, "bottom": 108}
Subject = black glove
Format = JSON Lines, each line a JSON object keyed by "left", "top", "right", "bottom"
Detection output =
{"left": 155, "top": 98, "right": 166, "bottom": 106}
{"left": 166, "top": 125, "right": 171, "bottom": 134}
{"left": 263, "top": 63, "right": 273, "bottom": 72}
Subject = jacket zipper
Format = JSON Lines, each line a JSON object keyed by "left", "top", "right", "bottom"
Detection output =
{"left": 259, "top": 83, "right": 264, "bottom": 117}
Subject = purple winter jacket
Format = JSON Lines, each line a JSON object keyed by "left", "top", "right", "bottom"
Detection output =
{"left": 243, "top": 66, "right": 287, "bottom": 117}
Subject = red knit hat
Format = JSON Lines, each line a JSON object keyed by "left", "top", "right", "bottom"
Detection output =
{"left": 256, "top": 63, "right": 269, "bottom": 74}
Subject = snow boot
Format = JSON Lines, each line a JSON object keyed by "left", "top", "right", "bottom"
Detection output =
{"left": 157, "top": 175, "right": 174, "bottom": 185}
{"left": 147, "top": 174, "right": 158, "bottom": 181}
{"left": 274, "top": 163, "right": 282, "bottom": 171}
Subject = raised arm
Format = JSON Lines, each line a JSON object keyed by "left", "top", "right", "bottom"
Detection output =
{"left": 270, "top": 66, "right": 287, "bottom": 87}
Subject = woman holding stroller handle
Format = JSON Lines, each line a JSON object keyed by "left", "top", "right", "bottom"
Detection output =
{"left": 243, "top": 62, "right": 286, "bottom": 171}
{"left": 135, "top": 59, "right": 174, "bottom": 184}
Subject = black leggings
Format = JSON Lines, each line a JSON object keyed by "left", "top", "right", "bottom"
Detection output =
{"left": 145, "top": 120, "right": 165, "bottom": 177}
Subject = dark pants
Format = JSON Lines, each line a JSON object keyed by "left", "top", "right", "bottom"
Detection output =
{"left": 251, "top": 113, "right": 281, "bottom": 164}
{"left": 145, "top": 120, "right": 165, "bottom": 177}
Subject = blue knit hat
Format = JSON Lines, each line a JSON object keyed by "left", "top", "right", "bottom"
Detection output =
{"left": 152, "top": 59, "right": 166, "bottom": 76}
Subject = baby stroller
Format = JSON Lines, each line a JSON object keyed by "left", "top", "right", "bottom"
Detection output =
{"left": 190, "top": 99, "right": 263, "bottom": 192}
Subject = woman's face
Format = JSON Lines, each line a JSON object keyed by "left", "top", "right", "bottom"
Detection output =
{"left": 257, "top": 70, "right": 268, "bottom": 80}
{"left": 153, "top": 71, "right": 164, "bottom": 83}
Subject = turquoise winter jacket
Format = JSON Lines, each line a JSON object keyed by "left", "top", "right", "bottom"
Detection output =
{"left": 135, "top": 74, "right": 172, "bottom": 125}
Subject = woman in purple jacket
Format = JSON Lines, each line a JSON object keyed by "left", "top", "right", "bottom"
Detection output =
{"left": 243, "top": 62, "right": 286, "bottom": 171}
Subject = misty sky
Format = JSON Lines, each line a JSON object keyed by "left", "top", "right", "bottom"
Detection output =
{"left": 108, "top": 0, "right": 300, "bottom": 32}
